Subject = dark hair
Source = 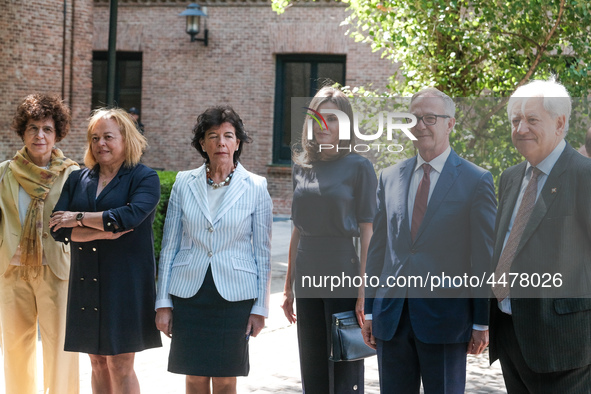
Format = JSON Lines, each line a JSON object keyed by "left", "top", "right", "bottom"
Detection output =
{"left": 11, "top": 94, "right": 71, "bottom": 142}
{"left": 191, "top": 106, "right": 252, "bottom": 163}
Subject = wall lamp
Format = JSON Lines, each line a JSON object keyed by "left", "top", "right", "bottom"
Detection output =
{"left": 180, "top": 3, "right": 208, "bottom": 46}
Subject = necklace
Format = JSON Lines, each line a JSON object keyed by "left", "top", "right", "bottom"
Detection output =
{"left": 206, "top": 164, "right": 236, "bottom": 189}
{"left": 100, "top": 174, "right": 115, "bottom": 188}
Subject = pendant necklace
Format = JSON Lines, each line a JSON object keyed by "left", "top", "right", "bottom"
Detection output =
{"left": 100, "top": 174, "right": 115, "bottom": 188}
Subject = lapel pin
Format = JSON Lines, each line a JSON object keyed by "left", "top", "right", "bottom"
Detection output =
{"left": 551, "top": 188, "right": 557, "bottom": 194}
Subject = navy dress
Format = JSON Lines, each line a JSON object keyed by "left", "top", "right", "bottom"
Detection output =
{"left": 52, "top": 164, "right": 162, "bottom": 355}
{"left": 292, "top": 153, "right": 377, "bottom": 394}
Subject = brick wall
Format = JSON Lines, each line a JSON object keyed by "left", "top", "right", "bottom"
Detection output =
{"left": 1, "top": 0, "right": 397, "bottom": 215}
{"left": 0, "top": 0, "right": 93, "bottom": 165}
{"left": 92, "top": 2, "right": 396, "bottom": 214}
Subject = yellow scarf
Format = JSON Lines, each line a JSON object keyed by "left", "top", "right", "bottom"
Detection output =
{"left": 9, "top": 147, "right": 77, "bottom": 280}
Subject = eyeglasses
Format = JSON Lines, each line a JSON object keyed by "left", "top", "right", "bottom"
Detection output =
{"left": 25, "top": 125, "right": 55, "bottom": 135}
{"left": 406, "top": 114, "right": 450, "bottom": 126}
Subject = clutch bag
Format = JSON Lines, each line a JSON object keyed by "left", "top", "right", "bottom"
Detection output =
{"left": 330, "top": 310, "right": 376, "bottom": 362}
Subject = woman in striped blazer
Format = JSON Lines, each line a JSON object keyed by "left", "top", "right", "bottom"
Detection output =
{"left": 155, "top": 106, "right": 272, "bottom": 394}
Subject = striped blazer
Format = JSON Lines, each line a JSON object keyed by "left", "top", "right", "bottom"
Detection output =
{"left": 155, "top": 163, "right": 272, "bottom": 317}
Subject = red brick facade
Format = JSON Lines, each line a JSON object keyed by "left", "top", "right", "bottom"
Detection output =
{"left": 1, "top": 0, "right": 94, "bottom": 167}
{"left": 1, "top": 0, "right": 396, "bottom": 215}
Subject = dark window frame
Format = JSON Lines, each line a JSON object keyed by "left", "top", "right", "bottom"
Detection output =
{"left": 273, "top": 54, "right": 346, "bottom": 164}
{"left": 92, "top": 51, "right": 143, "bottom": 111}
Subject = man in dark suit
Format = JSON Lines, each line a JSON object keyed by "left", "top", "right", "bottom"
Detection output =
{"left": 362, "top": 87, "right": 497, "bottom": 393}
{"left": 489, "top": 79, "right": 591, "bottom": 393}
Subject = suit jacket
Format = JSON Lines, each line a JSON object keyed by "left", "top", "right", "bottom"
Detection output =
{"left": 156, "top": 163, "right": 272, "bottom": 317}
{"left": 489, "top": 143, "right": 591, "bottom": 373}
{"left": 0, "top": 159, "right": 78, "bottom": 280}
{"left": 52, "top": 164, "right": 162, "bottom": 354}
{"left": 366, "top": 149, "right": 497, "bottom": 343}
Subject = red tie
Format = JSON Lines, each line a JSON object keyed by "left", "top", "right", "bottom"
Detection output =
{"left": 493, "top": 167, "right": 542, "bottom": 301}
{"left": 411, "top": 164, "right": 432, "bottom": 242}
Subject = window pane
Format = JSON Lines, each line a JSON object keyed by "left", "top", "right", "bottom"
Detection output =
{"left": 91, "top": 59, "right": 108, "bottom": 109}
{"left": 91, "top": 52, "right": 142, "bottom": 112}
{"left": 283, "top": 63, "right": 311, "bottom": 148}
{"left": 119, "top": 60, "right": 142, "bottom": 89}
{"left": 317, "top": 62, "right": 345, "bottom": 88}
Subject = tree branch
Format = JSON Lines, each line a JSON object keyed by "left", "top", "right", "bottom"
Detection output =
{"left": 472, "top": 0, "right": 566, "bottom": 136}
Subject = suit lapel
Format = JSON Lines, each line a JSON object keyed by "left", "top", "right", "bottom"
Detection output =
{"left": 514, "top": 144, "right": 571, "bottom": 257}
{"left": 398, "top": 158, "right": 415, "bottom": 244}
{"left": 188, "top": 165, "right": 212, "bottom": 225}
{"left": 413, "top": 150, "right": 460, "bottom": 243}
{"left": 213, "top": 163, "right": 248, "bottom": 224}
{"left": 85, "top": 169, "right": 98, "bottom": 210}
{"left": 493, "top": 163, "right": 526, "bottom": 261}
{"left": 95, "top": 166, "right": 131, "bottom": 208}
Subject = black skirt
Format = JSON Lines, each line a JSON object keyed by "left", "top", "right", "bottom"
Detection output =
{"left": 168, "top": 266, "right": 254, "bottom": 377}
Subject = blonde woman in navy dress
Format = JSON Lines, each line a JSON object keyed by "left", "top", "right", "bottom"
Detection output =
{"left": 50, "top": 108, "right": 162, "bottom": 393}
{"left": 281, "top": 87, "right": 377, "bottom": 393}
{"left": 156, "top": 106, "right": 272, "bottom": 394}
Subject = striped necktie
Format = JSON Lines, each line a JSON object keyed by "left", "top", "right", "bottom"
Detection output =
{"left": 493, "top": 167, "right": 542, "bottom": 301}
{"left": 411, "top": 163, "right": 432, "bottom": 242}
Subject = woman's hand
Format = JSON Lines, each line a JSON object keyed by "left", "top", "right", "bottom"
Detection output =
{"left": 355, "top": 295, "right": 365, "bottom": 328}
{"left": 156, "top": 308, "right": 173, "bottom": 338}
{"left": 104, "top": 229, "right": 134, "bottom": 240}
{"left": 281, "top": 288, "right": 297, "bottom": 324}
{"left": 245, "top": 314, "right": 265, "bottom": 338}
{"left": 49, "top": 211, "right": 79, "bottom": 230}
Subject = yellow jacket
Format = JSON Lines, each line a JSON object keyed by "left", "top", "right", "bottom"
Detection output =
{"left": 0, "top": 160, "right": 78, "bottom": 280}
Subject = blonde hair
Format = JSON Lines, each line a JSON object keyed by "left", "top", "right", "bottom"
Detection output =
{"left": 294, "top": 86, "right": 356, "bottom": 167}
{"left": 84, "top": 108, "right": 147, "bottom": 168}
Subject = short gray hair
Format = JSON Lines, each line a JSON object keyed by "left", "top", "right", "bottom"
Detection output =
{"left": 411, "top": 87, "right": 456, "bottom": 118}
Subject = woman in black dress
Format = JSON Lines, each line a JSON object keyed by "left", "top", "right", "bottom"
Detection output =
{"left": 281, "top": 87, "right": 377, "bottom": 393}
{"left": 50, "top": 108, "right": 161, "bottom": 393}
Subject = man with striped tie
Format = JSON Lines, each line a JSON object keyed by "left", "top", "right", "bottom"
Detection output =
{"left": 489, "top": 79, "right": 591, "bottom": 393}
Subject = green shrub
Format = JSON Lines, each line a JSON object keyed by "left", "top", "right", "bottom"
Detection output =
{"left": 154, "top": 170, "right": 178, "bottom": 264}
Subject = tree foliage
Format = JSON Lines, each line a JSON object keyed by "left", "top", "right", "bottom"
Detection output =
{"left": 273, "top": 0, "right": 591, "bottom": 180}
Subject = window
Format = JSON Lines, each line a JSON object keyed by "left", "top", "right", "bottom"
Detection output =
{"left": 273, "top": 55, "right": 346, "bottom": 164}
{"left": 92, "top": 51, "right": 142, "bottom": 111}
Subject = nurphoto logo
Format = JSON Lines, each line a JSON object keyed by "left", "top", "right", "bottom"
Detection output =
{"left": 304, "top": 107, "right": 418, "bottom": 153}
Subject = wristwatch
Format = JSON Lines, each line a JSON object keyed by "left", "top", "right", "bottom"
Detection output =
{"left": 76, "top": 212, "right": 85, "bottom": 227}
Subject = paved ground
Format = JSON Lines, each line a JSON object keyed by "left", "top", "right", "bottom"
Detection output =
{"left": 0, "top": 219, "right": 507, "bottom": 393}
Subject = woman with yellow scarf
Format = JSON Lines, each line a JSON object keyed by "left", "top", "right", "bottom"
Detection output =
{"left": 0, "top": 94, "right": 80, "bottom": 394}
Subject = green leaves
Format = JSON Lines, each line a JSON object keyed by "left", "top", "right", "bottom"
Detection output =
{"left": 270, "top": 0, "right": 591, "bottom": 182}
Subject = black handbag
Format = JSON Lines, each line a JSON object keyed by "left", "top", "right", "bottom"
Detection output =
{"left": 329, "top": 311, "right": 376, "bottom": 362}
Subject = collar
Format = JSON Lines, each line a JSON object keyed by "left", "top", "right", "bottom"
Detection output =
{"left": 415, "top": 146, "right": 451, "bottom": 174}
{"left": 526, "top": 139, "right": 566, "bottom": 176}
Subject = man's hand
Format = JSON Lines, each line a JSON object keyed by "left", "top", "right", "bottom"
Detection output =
{"left": 467, "top": 329, "right": 489, "bottom": 355}
{"left": 362, "top": 319, "right": 377, "bottom": 350}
